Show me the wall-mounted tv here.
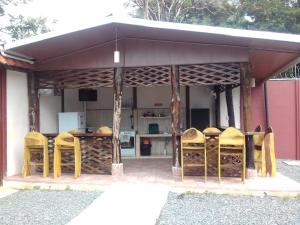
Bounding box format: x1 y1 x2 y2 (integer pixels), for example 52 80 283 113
79 89 97 101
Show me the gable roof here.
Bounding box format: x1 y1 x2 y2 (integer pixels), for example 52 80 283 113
3 16 300 81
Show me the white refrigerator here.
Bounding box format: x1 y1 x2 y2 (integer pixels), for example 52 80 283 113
58 112 86 133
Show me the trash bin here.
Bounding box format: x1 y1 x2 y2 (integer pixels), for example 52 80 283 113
141 138 151 156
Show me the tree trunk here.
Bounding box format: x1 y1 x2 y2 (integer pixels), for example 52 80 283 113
240 62 255 169
215 86 220 128
28 73 40 131
225 86 235 127
170 65 181 167
112 67 123 164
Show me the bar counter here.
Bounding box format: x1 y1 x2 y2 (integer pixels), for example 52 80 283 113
42 133 113 175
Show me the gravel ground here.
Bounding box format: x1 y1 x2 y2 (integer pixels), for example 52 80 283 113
277 159 300 183
0 190 101 225
157 192 300 225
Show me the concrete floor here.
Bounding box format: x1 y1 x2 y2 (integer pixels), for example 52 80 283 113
3 158 300 196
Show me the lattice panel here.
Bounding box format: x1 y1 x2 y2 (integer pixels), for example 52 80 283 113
33 135 112 175
180 63 240 86
124 66 171 87
37 68 114 89
36 63 241 89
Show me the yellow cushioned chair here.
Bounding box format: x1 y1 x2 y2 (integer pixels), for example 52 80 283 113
181 128 206 181
218 127 246 182
96 126 113 135
54 132 81 178
22 131 49 177
203 127 222 135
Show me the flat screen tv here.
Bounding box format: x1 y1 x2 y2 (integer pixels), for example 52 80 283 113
79 89 97 101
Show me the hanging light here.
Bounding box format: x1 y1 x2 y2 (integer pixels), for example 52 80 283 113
114 27 120 64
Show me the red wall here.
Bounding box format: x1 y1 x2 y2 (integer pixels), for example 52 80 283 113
252 80 300 160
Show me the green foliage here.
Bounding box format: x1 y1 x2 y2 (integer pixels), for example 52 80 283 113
128 0 300 34
5 15 50 40
0 0 51 42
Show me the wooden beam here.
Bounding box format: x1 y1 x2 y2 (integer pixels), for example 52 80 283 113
170 65 181 167
0 67 7 185
112 67 123 164
28 73 40 131
240 62 255 169
185 86 190 129
225 85 235 127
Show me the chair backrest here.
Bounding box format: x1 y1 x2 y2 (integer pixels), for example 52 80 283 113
55 132 75 147
219 127 244 146
203 127 221 135
25 131 46 146
96 126 112 135
181 128 205 144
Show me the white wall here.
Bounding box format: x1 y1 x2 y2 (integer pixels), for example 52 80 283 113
6 70 29 176
189 86 216 126
40 93 61 133
64 87 133 129
220 87 240 128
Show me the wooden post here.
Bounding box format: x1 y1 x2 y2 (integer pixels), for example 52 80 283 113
240 62 255 170
185 86 190 129
112 67 123 165
28 73 40 131
225 85 235 127
214 86 220 128
170 65 181 168
61 89 65 112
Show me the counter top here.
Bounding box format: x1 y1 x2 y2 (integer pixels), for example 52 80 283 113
137 133 172 137
43 133 112 138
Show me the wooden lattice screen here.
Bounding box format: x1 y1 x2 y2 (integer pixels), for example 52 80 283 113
37 68 114 89
36 63 241 89
124 66 170 87
180 63 240 86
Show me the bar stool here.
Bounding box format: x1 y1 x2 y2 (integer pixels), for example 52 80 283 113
203 127 221 177
218 127 246 182
181 128 206 181
54 132 81 178
22 131 49 177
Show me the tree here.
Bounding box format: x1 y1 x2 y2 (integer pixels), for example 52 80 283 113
5 15 50 40
0 0 27 16
127 0 300 34
127 0 234 23
0 0 51 43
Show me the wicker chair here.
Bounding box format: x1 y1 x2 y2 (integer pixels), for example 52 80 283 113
54 132 81 178
203 127 222 135
181 128 206 181
218 127 246 182
22 131 49 177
